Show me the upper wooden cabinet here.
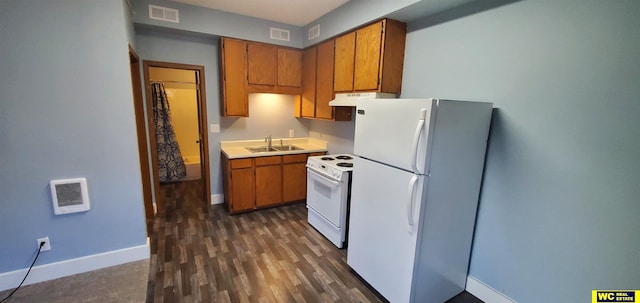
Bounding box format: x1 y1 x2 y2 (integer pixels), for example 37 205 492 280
334 32 356 92
247 42 277 86
220 37 248 117
299 39 351 121
277 48 302 87
221 38 303 117
334 19 407 94
247 41 302 94
300 47 317 118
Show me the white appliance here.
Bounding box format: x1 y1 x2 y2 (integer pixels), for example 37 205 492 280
306 154 354 248
347 98 493 303
328 92 396 107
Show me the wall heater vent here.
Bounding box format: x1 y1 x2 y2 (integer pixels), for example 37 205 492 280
149 5 179 23
270 27 290 41
308 24 320 40
50 178 91 215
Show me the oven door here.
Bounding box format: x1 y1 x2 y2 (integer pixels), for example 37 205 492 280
306 167 348 227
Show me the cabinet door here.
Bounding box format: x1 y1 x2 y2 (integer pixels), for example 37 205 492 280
283 162 307 202
247 42 277 86
316 39 336 120
333 32 356 92
277 48 302 87
255 164 283 207
230 168 255 212
354 20 383 91
379 19 406 94
301 47 316 118
221 37 248 117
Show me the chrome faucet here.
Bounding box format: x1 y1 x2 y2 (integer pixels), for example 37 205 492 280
265 135 272 149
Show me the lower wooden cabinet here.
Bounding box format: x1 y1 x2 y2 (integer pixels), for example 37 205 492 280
255 156 283 208
222 152 325 214
222 157 254 213
283 154 309 202
229 168 254 212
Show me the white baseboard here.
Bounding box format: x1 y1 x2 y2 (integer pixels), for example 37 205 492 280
0 240 150 292
211 194 223 205
466 275 517 303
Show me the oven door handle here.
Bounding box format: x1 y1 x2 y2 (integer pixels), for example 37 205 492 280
307 167 342 187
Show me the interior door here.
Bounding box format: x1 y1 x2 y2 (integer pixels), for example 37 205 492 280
347 156 424 303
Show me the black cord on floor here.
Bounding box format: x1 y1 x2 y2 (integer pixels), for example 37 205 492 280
0 242 45 303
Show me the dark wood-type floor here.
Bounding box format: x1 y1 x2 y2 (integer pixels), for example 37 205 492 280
149 179 483 303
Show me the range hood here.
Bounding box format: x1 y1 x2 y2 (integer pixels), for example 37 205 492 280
328 92 397 107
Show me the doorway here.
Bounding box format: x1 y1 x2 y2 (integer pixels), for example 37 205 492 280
143 61 211 213
128 46 154 233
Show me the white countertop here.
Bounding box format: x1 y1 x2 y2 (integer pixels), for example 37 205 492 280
221 137 328 159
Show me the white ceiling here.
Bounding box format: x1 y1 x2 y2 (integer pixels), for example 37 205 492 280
171 0 351 26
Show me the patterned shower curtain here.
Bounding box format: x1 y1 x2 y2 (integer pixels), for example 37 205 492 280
152 83 187 183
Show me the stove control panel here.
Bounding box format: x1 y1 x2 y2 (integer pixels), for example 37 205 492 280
306 154 354 182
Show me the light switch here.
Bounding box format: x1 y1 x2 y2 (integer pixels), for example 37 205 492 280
210 124 220 133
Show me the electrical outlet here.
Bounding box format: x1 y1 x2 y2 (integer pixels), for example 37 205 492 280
37 237 51 251
289 129 295 138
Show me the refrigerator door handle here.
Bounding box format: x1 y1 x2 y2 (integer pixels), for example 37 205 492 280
406 174 419 233
411 109 426 174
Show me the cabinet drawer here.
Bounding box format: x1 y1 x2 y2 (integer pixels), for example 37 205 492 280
230 158 253 169
255 156 282 166
283 154 308 164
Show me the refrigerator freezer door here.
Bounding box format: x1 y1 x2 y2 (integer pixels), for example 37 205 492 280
347 157 424 303
354 98 436 173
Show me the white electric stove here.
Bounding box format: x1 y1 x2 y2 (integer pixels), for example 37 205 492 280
305 154 354 248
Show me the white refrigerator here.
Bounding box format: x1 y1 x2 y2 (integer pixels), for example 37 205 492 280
347 98 493 303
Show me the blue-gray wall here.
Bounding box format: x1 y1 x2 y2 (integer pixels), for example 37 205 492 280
134 30 312 198
0 0 147 272
401 1 640 302
134 29 223 196
301 0 419 47
124 0 137 47
132 0 302 47
309 119 356 155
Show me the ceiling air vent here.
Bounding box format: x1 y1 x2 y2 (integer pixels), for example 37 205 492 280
308 24 320 40
149 5 179 23
270 27 290 42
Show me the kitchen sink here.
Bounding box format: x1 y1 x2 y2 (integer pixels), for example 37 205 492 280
246 146 278 153
273 145 304 151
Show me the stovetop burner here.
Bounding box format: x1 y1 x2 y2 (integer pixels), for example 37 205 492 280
307 154 355 173
335 155 353 160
